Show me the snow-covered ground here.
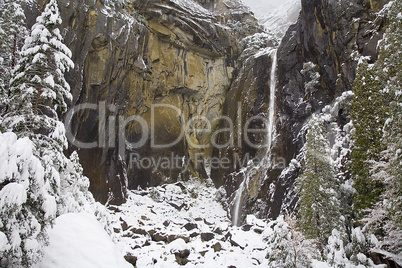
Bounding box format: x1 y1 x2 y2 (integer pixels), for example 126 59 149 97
34 179 277 268
36 213 131 268
25 178 392 268
108 179 273 267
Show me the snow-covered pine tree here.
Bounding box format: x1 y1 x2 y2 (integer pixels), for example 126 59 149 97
296 115 344 251
362 0 402 254
2 0 75 210
0 0 28 116
326 229 350 267
3 0 74 136
0 131 51 266
351 56 389 217
377 0 402 232
349 2 398 216
0 0 99 266
265 215 319 267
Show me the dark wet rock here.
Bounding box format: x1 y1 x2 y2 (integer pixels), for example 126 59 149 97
172 245 190 266
241 224 253 232
203 219 214 225
199 250 209 257
174 182 188 193
369 249 402 267
174 249 190 259
190 232 199 238
167 201 186 211
108 205 122 213
120 217 129 231
224 232 232 241
213 242 222 252
148 230 168 243
129 228 149 237
143 240 151 247
230 237 246 249
141 216 150 221
213 227 223 235
168 235 190 244
124 253 137 266
252 227 264 234
201 232 215 242
183 222 198 231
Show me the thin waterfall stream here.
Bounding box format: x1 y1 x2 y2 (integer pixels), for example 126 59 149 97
231 50 278 226
232 176 246 226
267 50 277 156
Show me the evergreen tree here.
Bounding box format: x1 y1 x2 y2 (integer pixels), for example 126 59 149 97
362 0 402 254
0 132 51 266
0 0 28 115
296 115 344 250
0 1 97 266
265 215 319 267
349 2 399 214
378 0 402 230
3 0 74 137
351 57 389 215
2 0 75 203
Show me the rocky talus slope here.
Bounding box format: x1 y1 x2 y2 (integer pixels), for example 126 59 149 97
109 180 281 267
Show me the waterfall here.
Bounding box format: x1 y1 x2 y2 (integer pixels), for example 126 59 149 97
231 50 278 227
266 50 277 156
232 174 246 226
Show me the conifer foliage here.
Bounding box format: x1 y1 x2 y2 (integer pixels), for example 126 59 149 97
0 1 96 266
296 115 344 249
0 0 28 114
3 0 74 137
360 0 402 253
350 59 388 215
293 1 402 262
266 215 318 267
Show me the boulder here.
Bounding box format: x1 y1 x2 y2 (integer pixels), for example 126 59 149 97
124 253 137 267
183 222 198 231
201 232 215 242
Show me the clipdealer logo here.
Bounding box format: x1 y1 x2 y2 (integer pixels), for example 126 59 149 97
64 102 286 170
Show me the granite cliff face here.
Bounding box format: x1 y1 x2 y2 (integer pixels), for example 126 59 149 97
268 0 389 218
24 0 388 214
213 0 390 222
22 0 261 205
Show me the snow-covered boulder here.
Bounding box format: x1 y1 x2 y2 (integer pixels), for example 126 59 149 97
37 213 130 268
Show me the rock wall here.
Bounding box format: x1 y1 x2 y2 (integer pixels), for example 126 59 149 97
21 0 261 205
23 0 389 217
268 0 389 218
216 0 389 221
208 0 390 223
